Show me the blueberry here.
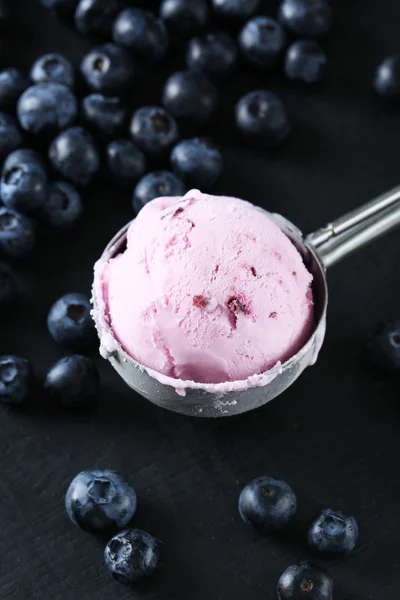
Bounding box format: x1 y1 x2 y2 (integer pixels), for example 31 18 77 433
113 8 168 63
0 263 16 307
163 70 218 124
75 0 125 37
3 148 44 165
106 140 146 189
66 469 137 531
277 562 334 600
374 56 400 99
80 43 135 95
239 17 286 69
40 0 79 21
45 355 99 408
1 149 47 213
285 40 327 83
39 181 82 230
278 0 333 37
367 320 400 372
308 509 358 556
171 137 222 188
0 355 33 404
211 0 260 19
82 94 127 139
0 113 22 162
30 53 75 88
133 170 186 214
238 476 296 532
17 83 78 136
49 126 100 186
104 529 159 584
186 32 237 80
236 90 290 147
0 69 30 112
0 207 36 259
160 0 208 38
47 292 96 351
130 106 179 159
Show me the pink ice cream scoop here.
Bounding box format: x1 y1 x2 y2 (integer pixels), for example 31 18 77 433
95 190 314 385
93 184 400 417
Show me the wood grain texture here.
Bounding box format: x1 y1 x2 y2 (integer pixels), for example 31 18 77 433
0 1 399 598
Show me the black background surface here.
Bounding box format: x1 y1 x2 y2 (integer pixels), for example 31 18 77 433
1 1 400 599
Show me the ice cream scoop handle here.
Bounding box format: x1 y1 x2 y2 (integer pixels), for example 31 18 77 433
305 185 400 268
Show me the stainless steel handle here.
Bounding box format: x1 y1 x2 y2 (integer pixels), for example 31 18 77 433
306 185 400 268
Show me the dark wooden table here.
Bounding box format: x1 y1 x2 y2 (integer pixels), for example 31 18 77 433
1 1 399 598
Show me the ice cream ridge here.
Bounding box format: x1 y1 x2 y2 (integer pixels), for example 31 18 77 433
94 190 315 388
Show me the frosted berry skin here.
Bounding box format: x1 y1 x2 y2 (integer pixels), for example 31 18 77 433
1 149 47 214
186 32 237 80
160 0 209 39
65 470 137 532
80 43 135 95
132 170 186 213
75 0 125 37
0 207 36 259
239 17 286 69
284 40 327 83
308 509 359 555
49 127 100 186
235 90 291 147
0 68 30 112
39 181 82 231
163 70 218 124
239 476 297 532
0 113 22 162
130 106 179 159
113 8 168 63
170 137 222 188
47 292 97 352
104 528 159 585
374 56 400 99
45 355 99 408
30 53 75 87
0 355 33 405
212 0 260 19
277 562 334 600
82 94 127 139
17 82 78 136
106 140 146 189
278 0 333 38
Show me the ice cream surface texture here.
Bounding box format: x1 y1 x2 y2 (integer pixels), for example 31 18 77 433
95 190 314 385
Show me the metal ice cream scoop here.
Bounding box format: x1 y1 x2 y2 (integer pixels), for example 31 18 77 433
92 185 400 418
